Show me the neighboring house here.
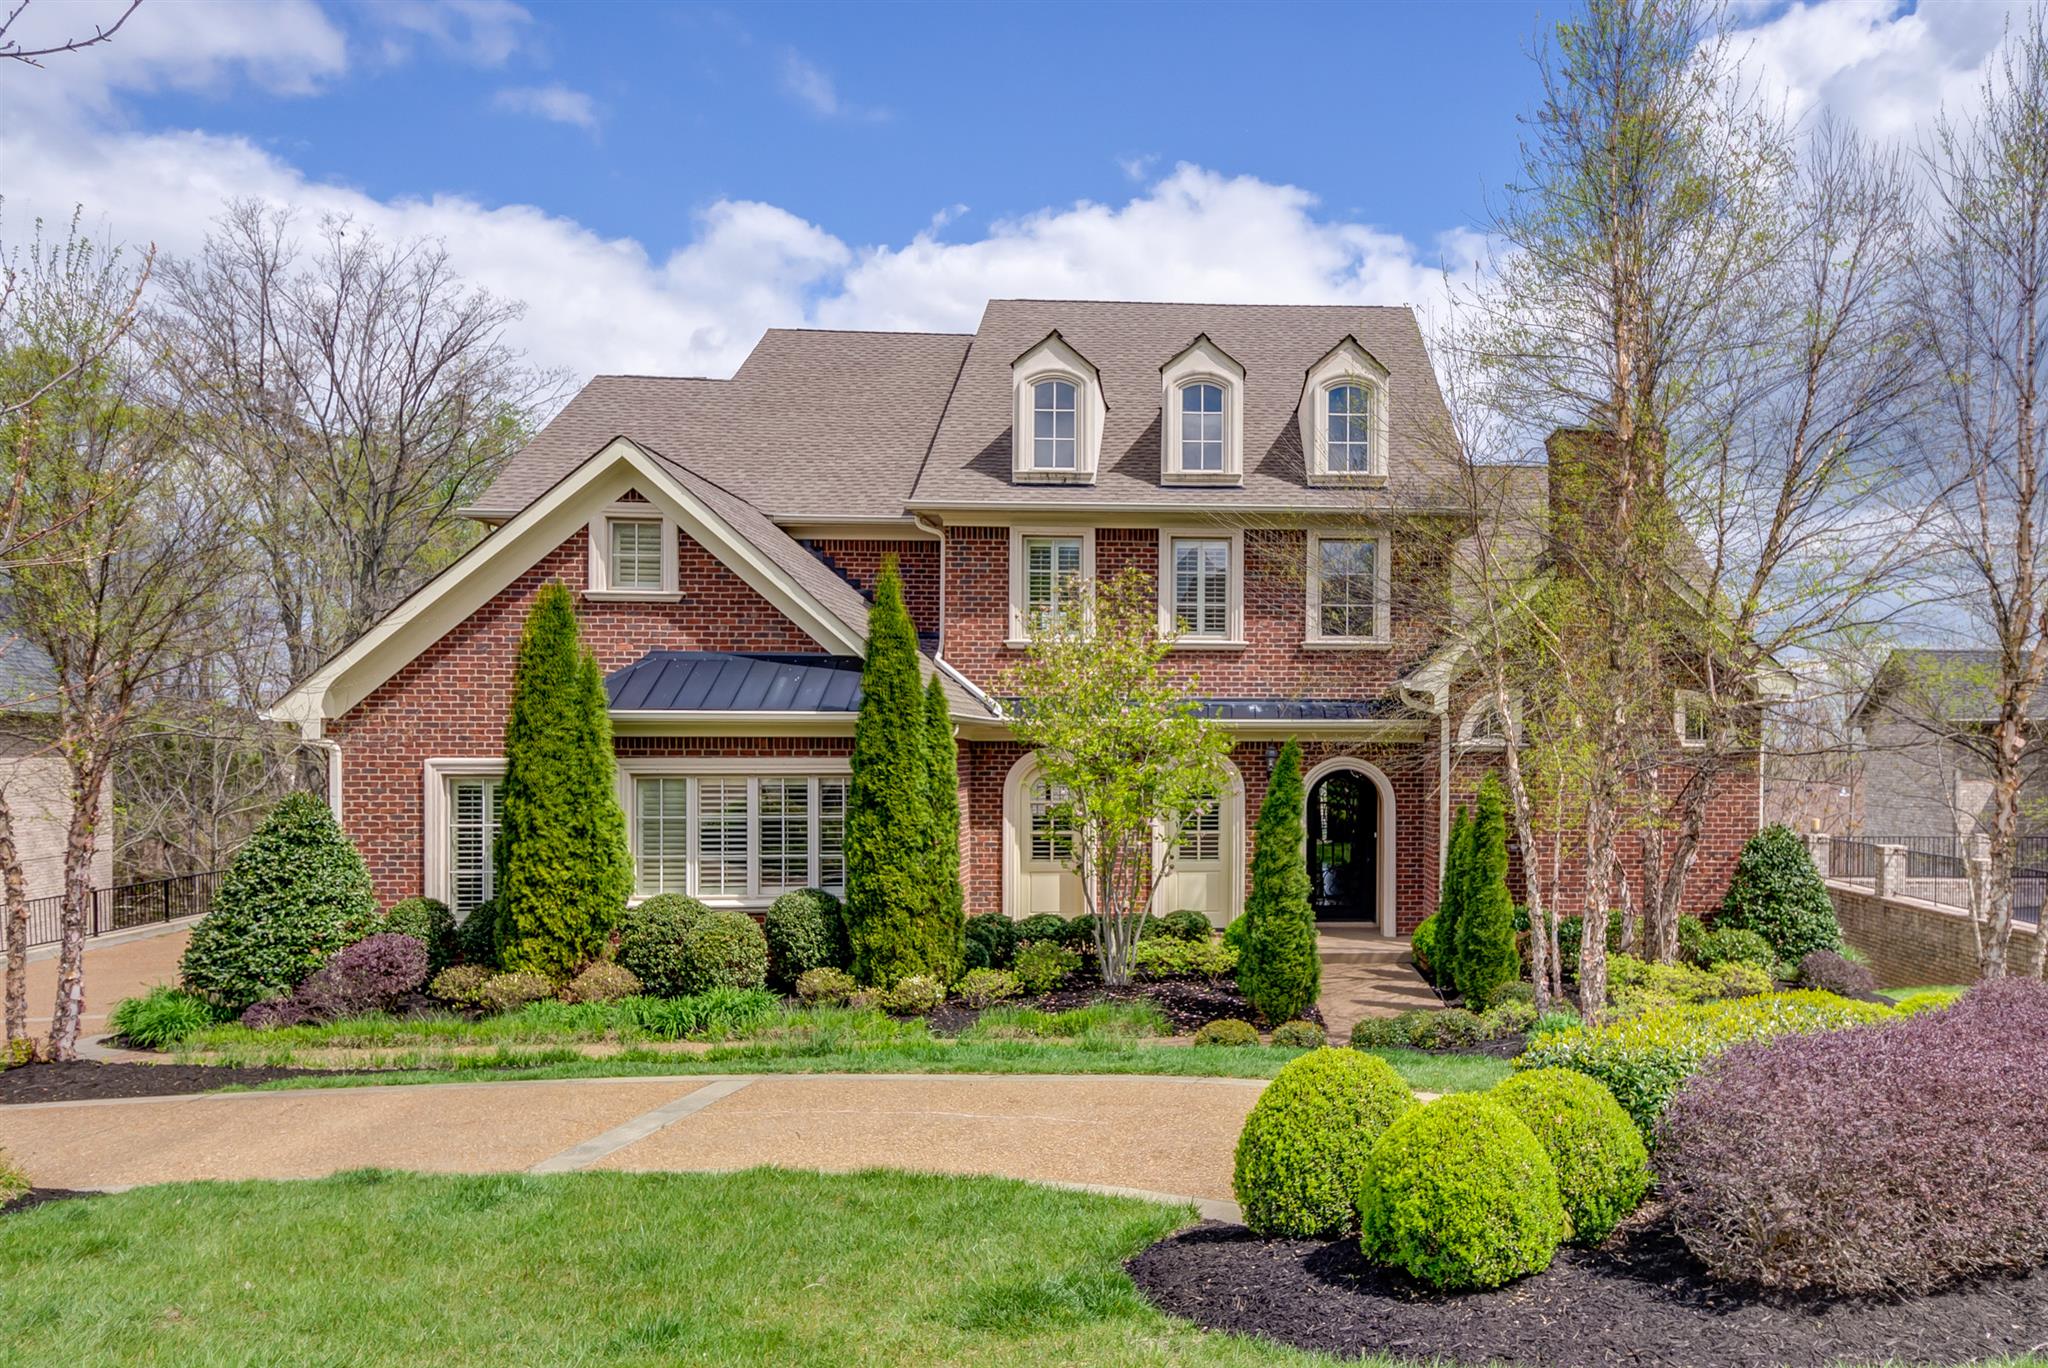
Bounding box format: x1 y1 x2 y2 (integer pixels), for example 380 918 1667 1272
0 638 114 905
1851 648 2047 838
272 301 1760 937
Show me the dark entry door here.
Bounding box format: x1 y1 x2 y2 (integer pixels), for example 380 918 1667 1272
1307 770 1378 923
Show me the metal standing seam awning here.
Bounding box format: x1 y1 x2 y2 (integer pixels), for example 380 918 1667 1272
605 651 864 713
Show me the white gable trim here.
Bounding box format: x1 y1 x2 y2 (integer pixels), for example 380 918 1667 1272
270 437 864 731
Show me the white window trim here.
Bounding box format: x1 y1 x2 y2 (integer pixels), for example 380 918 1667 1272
614 757 853 908
1155 528 1245 648
1457 695 1522 750
586 502 682 600
422 757 507 917
1159 335 1245 486
1675 689 1711 749
1299 339 1392 487
1007 525 1096 647
1305 530 1392 649
1011 332 1104 485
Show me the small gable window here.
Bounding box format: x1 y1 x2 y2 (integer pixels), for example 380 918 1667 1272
1032 379 1078 471
1326 384 1372 473
609 519 665 590
1180 383 1225 471
1676 690 1711 748
587 500 678 598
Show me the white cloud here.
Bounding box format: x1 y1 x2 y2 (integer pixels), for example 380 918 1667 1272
1731 0 2019 144
372 0 532 67
491 83 598 131
778 50 886 122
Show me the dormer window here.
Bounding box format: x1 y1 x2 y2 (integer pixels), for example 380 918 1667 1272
1300 337 1390 485
1012 331 1104 484
1458 696 1522 749
586 499 680 599
1160 334 1244 485
1032 379 1078 470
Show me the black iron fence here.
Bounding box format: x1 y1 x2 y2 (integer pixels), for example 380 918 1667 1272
22 869 223 950
1825 833 2046 928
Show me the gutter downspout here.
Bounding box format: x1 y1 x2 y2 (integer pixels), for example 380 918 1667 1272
913 511 1004 720
305 726 343 819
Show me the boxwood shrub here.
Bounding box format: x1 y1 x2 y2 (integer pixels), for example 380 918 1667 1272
1515 990 1896 1138
1192 1018 1260 1048
1013 939 1079 993
178 792 382 1012
562 961 641 1004
382 897 457 975
1233 1047 1416 1236
1012 913 1065 945
1147 909 1214 943
1797 948 1877 999
964 912 1020 971
795 966 858 1006
1657 978 2048 1294
1488 1068 1650 1244
1691 926 1775 971
1270 1019 1327 1049
677 909 769 994
763 888 847 986
614 894 713 997
1717 823 1841 962
1358 1094 1569 1290
455 898 502 968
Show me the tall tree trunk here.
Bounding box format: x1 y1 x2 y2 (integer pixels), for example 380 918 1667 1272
0 792 28 1050
47 764 107 1061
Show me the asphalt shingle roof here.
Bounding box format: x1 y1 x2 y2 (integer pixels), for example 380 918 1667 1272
0 637 56 713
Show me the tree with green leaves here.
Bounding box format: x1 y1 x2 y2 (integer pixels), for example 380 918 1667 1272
846 558 933 985
1454 773 1520 1006
492 583 630 981
921 673 965 982
1004 567 1233 986
1238 738 1319 1023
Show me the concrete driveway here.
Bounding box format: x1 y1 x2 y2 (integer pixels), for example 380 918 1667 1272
2 1072 1264 1219
22 922 193 1033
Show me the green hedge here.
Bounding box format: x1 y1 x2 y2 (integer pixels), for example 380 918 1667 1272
1233 1048 1416 1237
1487 1068 1649 1244
614 894 712 997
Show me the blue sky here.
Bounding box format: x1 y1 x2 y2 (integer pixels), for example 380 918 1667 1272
2 0 2026 379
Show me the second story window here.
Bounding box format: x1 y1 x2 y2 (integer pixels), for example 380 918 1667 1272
1032 380 1077 470
1024 534 1082 626
1326 385 1371 473
609 519 665 591
1308 533 1390 645
1180 383 1224 471
1171 537 1229 638
1676 690 1711 747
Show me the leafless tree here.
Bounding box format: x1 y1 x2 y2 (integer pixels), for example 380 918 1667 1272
0 0 141 69
1913 9 2048 979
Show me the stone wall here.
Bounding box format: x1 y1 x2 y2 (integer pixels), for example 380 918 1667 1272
1826 879 2036 988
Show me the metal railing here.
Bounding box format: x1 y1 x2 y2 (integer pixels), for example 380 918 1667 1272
1825 833 2044 928
21 869 223 950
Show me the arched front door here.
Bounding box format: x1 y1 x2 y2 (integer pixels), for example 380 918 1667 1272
1306 768 1380 925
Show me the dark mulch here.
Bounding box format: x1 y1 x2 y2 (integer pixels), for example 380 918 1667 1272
0 1060 361 1105
926 977 1292 1037
1 1187 97 1216
1127 1210 2048 1368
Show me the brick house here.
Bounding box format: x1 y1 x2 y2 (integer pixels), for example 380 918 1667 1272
272 301 1760 937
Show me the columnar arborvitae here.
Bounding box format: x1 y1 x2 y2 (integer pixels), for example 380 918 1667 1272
1453 772 1520 1006
1238 738 1320 1024
494 582 632 981
1435 806 1472 991
921 672 966 982
846 559 933 985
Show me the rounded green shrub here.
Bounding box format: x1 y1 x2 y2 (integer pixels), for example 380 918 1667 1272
1233 1047 1417 1237
1013 939 1079 993
1718 824 1841 962
676 910 769 995
178 792 382 1012
1192 1018 1260 1048
1487 1068 1650 1244
614 894 712 997
964 912 1019 971
456 898 502 968
879 973 945 1015
796 966 858 1006
1270 1019 1327 1049
1057 913 1098 951
477 971 553 1014
764 888 847 986
1676 914 1710 964
1348 1016 1407 1049
1479 999 1538 1040
1893 987 1963 1015
1013 913 1065 945
383 897 458 976
429 964 492 1009
957 967 1019 1009
1413 1007 1485 1048
1486 980 1536 1010
1693 926 1775 971
562 961 641 1004
1409 913 1443 984
108 986 221 1050
1152 910 1214 942
1359 1095 1570 1290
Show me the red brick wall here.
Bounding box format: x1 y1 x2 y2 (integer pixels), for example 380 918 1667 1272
941 526 1447 700
799 538 941 639
332 526 835 904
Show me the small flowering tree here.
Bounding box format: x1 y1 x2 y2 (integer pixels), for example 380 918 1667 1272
1004 568 1233 985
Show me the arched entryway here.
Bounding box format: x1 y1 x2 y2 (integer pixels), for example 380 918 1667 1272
1301 758 1396 936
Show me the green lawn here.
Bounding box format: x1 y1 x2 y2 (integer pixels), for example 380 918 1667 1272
228 1039 1511 1096
0 1169 1347 1367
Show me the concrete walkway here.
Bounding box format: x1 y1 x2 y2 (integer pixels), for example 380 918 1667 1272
1 1072 1264 1220
1315 927 1438 1042
22 921 194 1033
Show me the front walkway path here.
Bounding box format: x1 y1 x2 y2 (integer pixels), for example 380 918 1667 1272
1 1072 1264 1220
23 921 194 1034
1315 927 1438 1042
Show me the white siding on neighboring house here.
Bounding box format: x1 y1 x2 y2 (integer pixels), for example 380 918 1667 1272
0 733 115 904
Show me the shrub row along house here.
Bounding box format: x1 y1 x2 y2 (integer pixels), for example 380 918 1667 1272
271 301 1762 935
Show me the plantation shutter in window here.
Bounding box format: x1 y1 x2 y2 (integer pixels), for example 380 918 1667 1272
758 778 812 893
1178 798 1222 865
635 777 689 896
696 778 750 897
1024 536 1081 625
1172 538 1229 637
448 777 502 917
609 519 665 590
817 778 847 890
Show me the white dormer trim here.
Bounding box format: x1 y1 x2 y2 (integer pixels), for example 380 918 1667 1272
1457 694 1523 750
1012 331 1105 485
586 499 683 601
1299 337 1391 487
1159 334 1245 487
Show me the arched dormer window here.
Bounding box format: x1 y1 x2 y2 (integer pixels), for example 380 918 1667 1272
1159 333 1245 485
1299 337 1390 485
1458 696 1521 750
1012 331 1104 484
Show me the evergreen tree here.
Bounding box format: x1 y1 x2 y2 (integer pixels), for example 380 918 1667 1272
1453 773 1521 1006
1434 806 1472 993
494 582 631 980
846 558 933 985
921 673 966 981
1238 738 1320 1023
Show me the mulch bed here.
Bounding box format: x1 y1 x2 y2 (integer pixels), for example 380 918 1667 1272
1127 1210 2048 1367
0 1060 362 1105
926 977 1296 1037
1 1188 97 1216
